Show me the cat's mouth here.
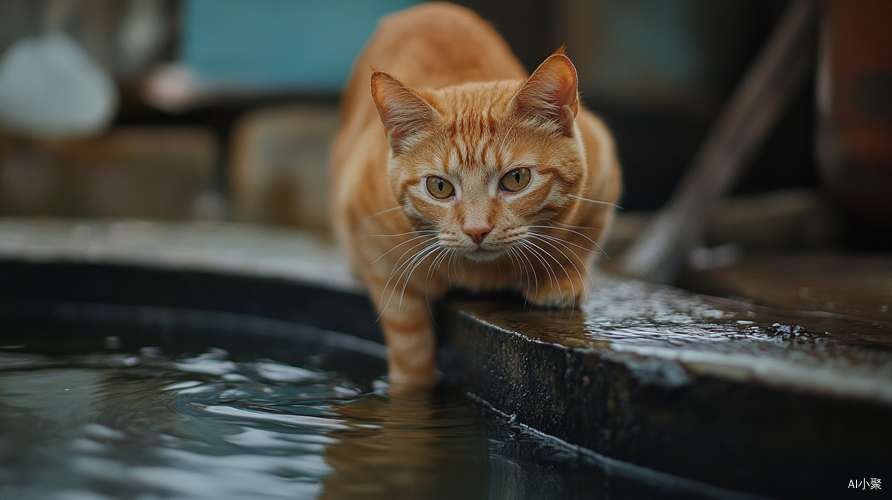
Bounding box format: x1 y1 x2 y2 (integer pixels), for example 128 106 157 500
466 246 503 262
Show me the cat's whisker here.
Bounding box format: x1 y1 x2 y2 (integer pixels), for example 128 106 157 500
524 239 576 312
449 251 462 289
552 221 604 231
365 229 438 238
529 231 600 296
529 234 582 281
519 240 557 305
427 246 449 285
514 244 539 305
508 244 531 289
529 242 560 308
568 194 623 210
361 206 403 222
530 224 601 248
528 234 592 315
506 247 530 307
427 247 455 281
424 247 450 318
533 233 595 290
379 238 437 289
533 224 610 260
397 243 443 314
378 240 440 314
374 234 440 299
529 227 600 255
548 221 608 249
445 252 455 291
508 245 528 297
379 246 435 320
426 246 453 298
372 233 437 265
390 241 438 293
504 245 519 277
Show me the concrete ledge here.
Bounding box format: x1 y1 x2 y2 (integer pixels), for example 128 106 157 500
440 277 892 500
0 217 357 290
0 217 381 355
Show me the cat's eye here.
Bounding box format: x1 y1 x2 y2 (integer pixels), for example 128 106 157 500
500 168 531 192
426 176 455 199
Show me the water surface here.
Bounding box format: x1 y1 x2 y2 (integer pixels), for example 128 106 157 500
0 332 746 500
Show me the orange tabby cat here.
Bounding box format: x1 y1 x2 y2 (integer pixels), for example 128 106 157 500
330 2 621 389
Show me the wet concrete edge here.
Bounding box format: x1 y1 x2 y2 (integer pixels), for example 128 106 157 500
437 301 892 500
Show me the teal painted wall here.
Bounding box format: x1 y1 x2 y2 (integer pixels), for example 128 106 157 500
182 0 420 91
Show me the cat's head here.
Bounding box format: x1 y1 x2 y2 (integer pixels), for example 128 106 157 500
371 51 587 262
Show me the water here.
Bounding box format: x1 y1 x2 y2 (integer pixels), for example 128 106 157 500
0 333 733 500
0 343 480 500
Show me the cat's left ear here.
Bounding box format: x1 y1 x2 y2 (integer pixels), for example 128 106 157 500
371 71 438 154
510 49 579 137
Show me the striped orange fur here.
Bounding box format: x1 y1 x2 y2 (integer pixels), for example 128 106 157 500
331 2 622 390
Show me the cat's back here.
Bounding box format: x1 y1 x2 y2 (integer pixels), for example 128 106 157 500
368 2 526 86
332 3 528 183
340 3 526 122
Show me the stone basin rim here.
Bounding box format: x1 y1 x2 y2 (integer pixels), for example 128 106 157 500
455 305 892 407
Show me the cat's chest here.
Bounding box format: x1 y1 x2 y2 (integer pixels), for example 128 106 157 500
437 256 520 293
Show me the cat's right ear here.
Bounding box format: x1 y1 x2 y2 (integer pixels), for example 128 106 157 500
510 51 579 137
371 72 437 154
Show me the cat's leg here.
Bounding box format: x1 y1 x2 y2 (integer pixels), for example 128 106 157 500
380 301 437 390
369 273 438 391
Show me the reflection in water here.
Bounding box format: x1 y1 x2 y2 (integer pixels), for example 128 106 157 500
0 349 350 499
322 393 490 500
0 349 504 499
0 345 740 500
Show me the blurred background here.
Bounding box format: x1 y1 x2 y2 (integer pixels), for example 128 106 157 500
0 0 889 257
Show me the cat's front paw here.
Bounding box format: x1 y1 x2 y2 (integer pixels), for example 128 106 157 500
526 279 587 310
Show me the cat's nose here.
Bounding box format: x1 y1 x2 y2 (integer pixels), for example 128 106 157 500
465 226 491 245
